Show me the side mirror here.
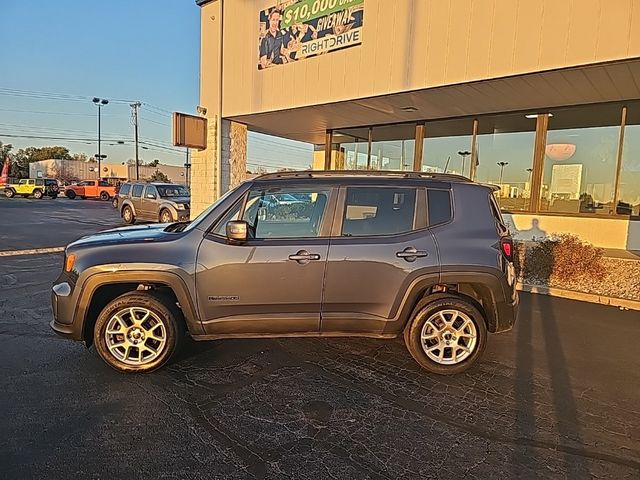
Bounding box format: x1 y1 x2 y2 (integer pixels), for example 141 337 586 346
226 220 248 244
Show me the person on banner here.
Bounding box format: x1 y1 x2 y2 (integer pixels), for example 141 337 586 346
259 9 289 69
287 23 318 61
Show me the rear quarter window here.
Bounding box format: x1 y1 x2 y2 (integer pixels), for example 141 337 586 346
427 189 452 226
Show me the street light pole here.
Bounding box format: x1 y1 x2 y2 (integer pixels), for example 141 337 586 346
458 150 471 176
497 161 509 196
92 97 109 178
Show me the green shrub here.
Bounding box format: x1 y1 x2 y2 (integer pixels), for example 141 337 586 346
523 234 604 283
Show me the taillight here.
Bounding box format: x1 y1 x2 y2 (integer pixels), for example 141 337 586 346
500 239 513 262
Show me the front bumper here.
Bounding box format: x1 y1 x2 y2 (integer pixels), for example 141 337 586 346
50 281 84 342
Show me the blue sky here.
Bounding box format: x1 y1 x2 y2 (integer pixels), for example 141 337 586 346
0 0 312 171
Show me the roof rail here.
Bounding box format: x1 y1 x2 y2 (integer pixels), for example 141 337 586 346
254 170 472 182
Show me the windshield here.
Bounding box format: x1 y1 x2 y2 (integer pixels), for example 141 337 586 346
183 186 239 232
157 185 189 197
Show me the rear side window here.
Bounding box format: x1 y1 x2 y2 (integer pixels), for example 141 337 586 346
99 181 110 187
342 187 416 237
131 184 144 198
427 189 452 226
119 184 131 195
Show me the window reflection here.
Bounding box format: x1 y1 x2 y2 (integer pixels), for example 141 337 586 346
333 128 369 170
370 124 416 171
540 105 621 215
474 114 537 212
421 119 473 176
619 104 640 217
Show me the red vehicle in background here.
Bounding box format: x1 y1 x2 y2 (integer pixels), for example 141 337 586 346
65 180 117 201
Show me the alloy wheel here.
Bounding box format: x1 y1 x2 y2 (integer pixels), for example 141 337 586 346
420 309 477 365
104 307 167 365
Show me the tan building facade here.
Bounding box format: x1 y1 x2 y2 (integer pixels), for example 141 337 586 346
30 159 188 185
194 0 640 249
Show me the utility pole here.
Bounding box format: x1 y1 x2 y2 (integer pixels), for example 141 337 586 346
130 102 141 180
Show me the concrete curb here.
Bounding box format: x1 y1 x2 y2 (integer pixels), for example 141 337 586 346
517 282 640 311
0 247 65 257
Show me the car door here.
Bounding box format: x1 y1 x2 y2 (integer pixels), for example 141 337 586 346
141 185 159 219
321 185 440 335
16 179 29 195
195 182 336 336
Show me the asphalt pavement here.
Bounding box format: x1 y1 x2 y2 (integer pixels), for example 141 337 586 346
0 196 639 479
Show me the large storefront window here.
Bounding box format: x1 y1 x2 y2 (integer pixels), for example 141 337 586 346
540 104 622 215
370 124 416 171
474 114 537 212
333 128 369 170
421 119 474 176
619 103 640 217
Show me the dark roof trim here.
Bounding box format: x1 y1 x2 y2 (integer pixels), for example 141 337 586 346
196 0 215 6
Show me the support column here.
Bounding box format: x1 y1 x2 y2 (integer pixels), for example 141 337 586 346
220 119 247 193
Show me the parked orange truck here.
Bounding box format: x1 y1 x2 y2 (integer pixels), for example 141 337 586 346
65 180 117 201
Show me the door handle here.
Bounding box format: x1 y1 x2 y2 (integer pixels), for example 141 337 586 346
396 247 428 262
288 250 321 263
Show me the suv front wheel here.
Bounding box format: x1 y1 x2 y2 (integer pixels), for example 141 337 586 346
404 294 487 375
94 292 184 373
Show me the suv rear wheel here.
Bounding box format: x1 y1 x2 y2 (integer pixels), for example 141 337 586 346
93 292 184 373
33 189 43 199
122 205 135 224
404 294 487 375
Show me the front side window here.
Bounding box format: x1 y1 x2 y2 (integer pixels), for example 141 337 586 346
242 187 330 239
19 179 27 185
342 187 416 237
131 184 144 198
144 186 158 199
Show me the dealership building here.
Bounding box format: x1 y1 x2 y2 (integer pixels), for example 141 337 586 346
191 0 640 250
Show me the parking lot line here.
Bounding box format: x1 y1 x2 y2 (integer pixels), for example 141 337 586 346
0 247 65 257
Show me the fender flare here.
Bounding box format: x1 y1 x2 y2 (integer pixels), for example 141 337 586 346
75 269 203 342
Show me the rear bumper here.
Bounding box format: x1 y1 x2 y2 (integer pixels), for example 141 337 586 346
494 290 519 333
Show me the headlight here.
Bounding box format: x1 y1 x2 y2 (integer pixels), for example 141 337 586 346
175 204 185 210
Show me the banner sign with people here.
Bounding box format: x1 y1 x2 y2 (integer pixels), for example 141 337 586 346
258 0 364 70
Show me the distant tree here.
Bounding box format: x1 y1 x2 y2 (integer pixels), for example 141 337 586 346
252 166 268 175
71 153 88 162
147 159 160 167
149 169 169 183
0 141 12 159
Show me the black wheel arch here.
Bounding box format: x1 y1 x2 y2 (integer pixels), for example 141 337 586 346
76 270 202 347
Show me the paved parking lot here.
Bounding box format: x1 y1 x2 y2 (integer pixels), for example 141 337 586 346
0 197 639 479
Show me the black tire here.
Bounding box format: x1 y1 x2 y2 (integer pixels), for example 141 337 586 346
159 208 173 223
122 205 135 224
50 194 58 199
100 191 110 201
5 189 15 198
404 294 487 375
112 197 119 209
93 291 185 373
81 195 86 200
33 189 43 199
66 190 76 200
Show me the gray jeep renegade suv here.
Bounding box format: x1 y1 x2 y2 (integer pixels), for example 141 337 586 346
51 171 518 375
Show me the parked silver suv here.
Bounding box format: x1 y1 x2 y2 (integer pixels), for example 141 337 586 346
118 182 190 224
